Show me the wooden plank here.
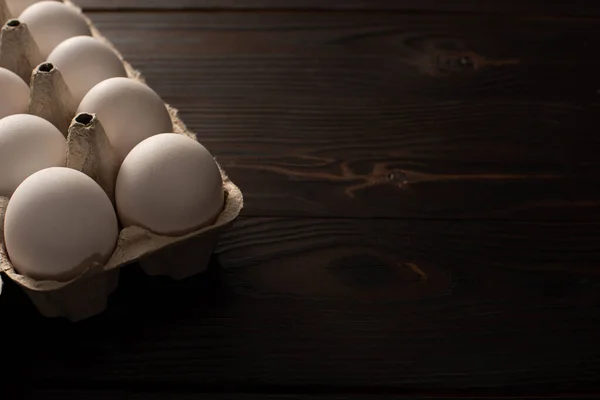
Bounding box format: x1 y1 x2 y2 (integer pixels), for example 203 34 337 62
27 392 600 400
73 0 600 17
80 12 600 220
2 218 600 394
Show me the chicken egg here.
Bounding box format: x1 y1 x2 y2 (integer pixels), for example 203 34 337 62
19 1 91 64
116 133 224 236
48 36 127 109
7 0 58 17
3 167 118 282
77 77 173 161
0 114 66 197
0 67 29 119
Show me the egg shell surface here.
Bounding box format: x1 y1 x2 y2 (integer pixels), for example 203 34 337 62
116 133 224 236
47 35 127 109
3 167 119 282
0 114 66 197
7 0 58 17
19 1 91 64
0 67 29 120
77 77 173 161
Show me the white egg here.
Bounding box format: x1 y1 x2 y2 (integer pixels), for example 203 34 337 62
116 133 224 236
77 77 173 161
47 36 127 108
7 0 58 17
3 167 118 282
0 114 66 197
19 1 91 64
0 67 29 119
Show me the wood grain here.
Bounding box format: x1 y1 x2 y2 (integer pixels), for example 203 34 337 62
2 218 600 396
74 0 600 17
27 393 600 400
82 12 600 219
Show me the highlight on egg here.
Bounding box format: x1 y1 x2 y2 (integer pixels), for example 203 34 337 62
116 133 224 236
0 66 29 119
0 114 66 197
77 77 173 161
19 1 91 64
3 167 119 282
47 35 127 109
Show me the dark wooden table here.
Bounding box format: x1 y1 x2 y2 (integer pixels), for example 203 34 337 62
2 1 600 398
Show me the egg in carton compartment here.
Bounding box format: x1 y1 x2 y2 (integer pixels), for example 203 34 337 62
0 0 244 321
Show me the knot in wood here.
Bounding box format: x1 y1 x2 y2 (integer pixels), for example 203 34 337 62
459 56 474 68
388 170 408 185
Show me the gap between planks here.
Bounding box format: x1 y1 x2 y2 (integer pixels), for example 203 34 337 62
77 8 600 22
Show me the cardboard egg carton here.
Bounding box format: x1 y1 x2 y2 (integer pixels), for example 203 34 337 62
0 0 243 321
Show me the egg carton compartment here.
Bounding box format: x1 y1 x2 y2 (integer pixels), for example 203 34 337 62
0 0 243 321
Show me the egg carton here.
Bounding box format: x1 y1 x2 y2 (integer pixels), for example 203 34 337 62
0 0 243 321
